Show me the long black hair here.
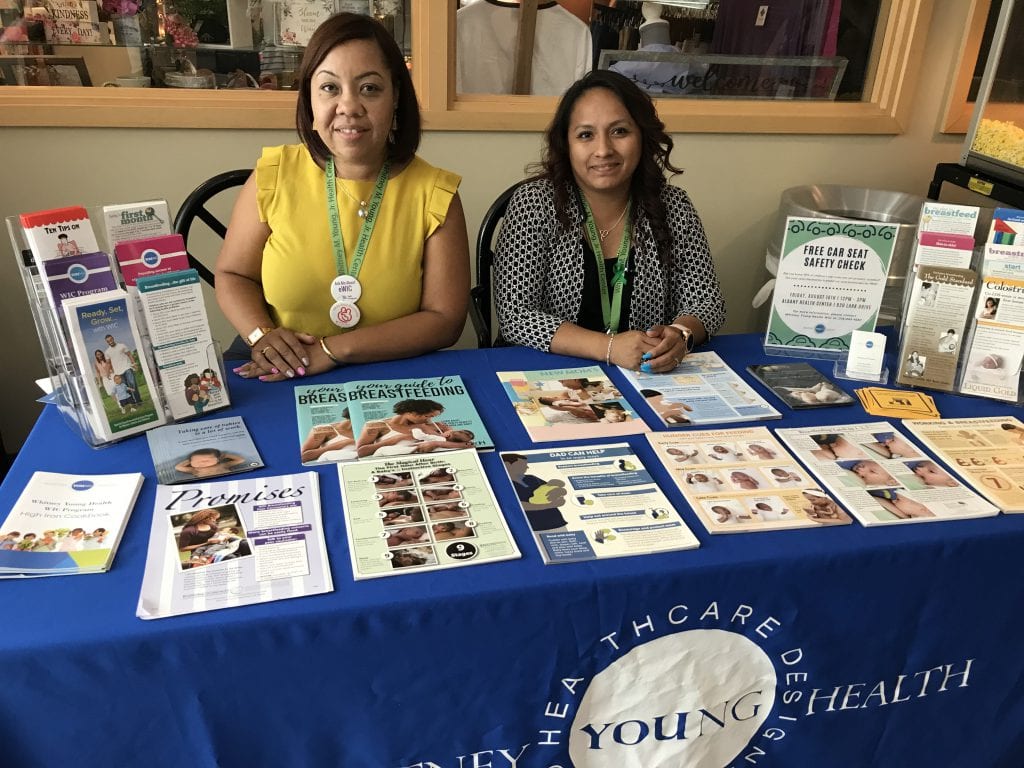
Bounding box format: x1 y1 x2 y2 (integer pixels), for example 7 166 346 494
530 69 682 263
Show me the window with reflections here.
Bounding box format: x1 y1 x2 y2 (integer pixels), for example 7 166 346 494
0 0 410 89
455 0 883 102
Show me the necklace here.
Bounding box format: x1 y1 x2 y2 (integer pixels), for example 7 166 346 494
597 204 629 241
336 178 369 218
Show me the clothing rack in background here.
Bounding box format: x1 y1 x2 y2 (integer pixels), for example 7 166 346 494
593 1 719 29
661 2 719 22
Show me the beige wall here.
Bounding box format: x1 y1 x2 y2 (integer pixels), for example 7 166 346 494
0 0 973 451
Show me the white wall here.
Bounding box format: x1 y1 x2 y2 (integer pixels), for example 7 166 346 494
0 0 972 451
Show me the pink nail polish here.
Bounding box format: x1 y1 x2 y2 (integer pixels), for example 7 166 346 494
271 367 279 375
258 375 267 382
297 367 306 376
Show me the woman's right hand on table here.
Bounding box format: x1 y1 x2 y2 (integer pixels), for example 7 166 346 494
607 330 658 370
233 326 312 380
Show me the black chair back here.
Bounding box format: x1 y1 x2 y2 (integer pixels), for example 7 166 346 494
173 169 251 286
470 181 523 348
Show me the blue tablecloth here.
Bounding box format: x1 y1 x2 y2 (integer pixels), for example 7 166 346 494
2 334 1023 768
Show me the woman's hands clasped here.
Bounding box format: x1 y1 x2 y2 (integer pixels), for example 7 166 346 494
607 325 689 373
233 327 337 382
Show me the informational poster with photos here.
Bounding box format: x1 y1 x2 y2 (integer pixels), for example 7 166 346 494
337 450 520 579
137 472 332 619
498 443 700 563
775 422 999 526
903 416 1024 513
766 216 897 355
647 427 852 534
620 352 780 426
497 366 648 441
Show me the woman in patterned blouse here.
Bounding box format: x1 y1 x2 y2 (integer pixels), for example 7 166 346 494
493 69 726 371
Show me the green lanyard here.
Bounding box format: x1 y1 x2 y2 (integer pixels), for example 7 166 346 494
581 196 631 333
325 156 390 279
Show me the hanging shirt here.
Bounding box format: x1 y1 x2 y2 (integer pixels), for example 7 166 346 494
456 0 592 96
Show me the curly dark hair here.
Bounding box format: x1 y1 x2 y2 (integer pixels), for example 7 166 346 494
295 12 420 169
529 69 683 263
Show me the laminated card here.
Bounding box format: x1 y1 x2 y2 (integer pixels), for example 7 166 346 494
498 443 699 563
775 422 999 526
902 416 1024 513
647 427 852 533
338 449 520 578
620 352 780 426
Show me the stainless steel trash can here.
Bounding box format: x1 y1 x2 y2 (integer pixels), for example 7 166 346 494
761 185 926 323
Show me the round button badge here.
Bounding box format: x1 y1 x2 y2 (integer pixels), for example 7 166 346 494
330 300 361 329
330 274 362 303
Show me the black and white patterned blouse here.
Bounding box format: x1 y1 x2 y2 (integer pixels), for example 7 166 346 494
494 178 727 351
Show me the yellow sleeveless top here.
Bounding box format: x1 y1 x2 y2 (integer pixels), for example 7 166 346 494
256 145 461 338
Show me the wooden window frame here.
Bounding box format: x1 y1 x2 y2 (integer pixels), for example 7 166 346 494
941 0 992 133
0 0 933 133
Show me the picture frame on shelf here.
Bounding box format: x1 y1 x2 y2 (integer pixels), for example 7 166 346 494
0 55 91 86
198 0 252 49
169 0 252 48
275 0 336 47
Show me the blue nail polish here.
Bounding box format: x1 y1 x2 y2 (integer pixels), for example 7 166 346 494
641 352 652 361
641 363 652 373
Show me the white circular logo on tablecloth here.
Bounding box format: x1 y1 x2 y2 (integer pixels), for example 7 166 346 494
568 629 776 768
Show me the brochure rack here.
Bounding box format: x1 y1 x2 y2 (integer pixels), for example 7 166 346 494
6 208 230 448
891 207 1024 407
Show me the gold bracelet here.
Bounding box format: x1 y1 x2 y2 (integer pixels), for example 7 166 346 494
605 333 616 366
319 336 343 367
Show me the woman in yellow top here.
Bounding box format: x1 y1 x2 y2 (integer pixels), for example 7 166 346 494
216 13 470 381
